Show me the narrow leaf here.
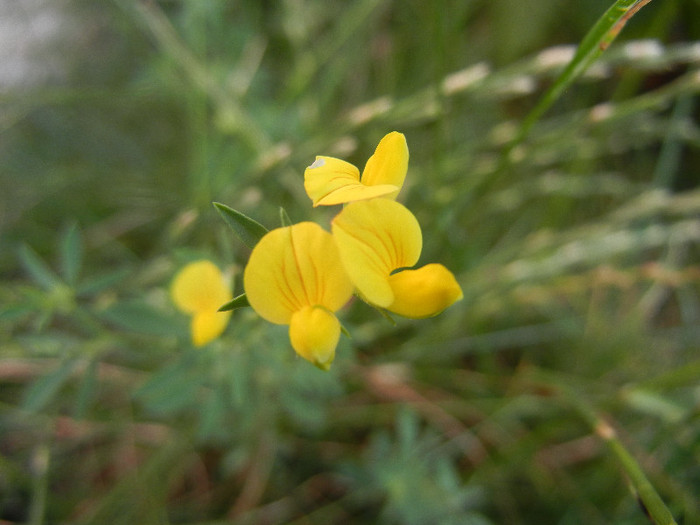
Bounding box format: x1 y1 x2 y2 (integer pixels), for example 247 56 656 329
22 358 80 413
73 359 98 419
213 202 268 249
99 299 186 337
18 244 62 291
76 267 130 297
218 293 250 311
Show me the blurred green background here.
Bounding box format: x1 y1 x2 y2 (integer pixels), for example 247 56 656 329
1 0 699 523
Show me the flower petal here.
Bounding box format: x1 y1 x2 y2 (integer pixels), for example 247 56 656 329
289 306 341 370
244 222 354 324
304 155 397 206
171 260 232 314
332 199 422 307
360 132 409 190
315 182 400 206
304 156 359 205
191 310 232 346
387 263 463 318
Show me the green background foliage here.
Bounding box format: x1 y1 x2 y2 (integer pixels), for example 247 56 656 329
1 0 699 523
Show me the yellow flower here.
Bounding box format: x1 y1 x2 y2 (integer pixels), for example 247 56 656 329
304 131 409 207
171 260 233 346
243 222 354 370
332 198 463 318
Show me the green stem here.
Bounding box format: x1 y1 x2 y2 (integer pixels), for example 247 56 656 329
505 0 655 158
29 442 50 525
559 385 678 525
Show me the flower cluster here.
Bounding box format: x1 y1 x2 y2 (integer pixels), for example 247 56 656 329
171 132 462 367
244 132 463 370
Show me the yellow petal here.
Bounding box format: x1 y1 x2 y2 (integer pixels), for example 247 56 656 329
315 182 400 206
191 310 232 346
304 156 397 206
289 306 341 370
360 132 409 190
332 199 422 307
171 260 232 314
244 222 354 324
386 263 463 318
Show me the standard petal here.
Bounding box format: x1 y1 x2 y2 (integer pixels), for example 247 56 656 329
332 199 422 307
171 260 232 314
304 156 361 206
387 263 463 318
360 132 409 191
244 222 354 324
191 310 232 346
304 134 408 206
289 306 341 370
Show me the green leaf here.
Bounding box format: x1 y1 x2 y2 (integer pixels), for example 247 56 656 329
73 359 98 419
196 391 226 441
134 352 202 416
0 305 33 323
218 293 250 312
18 244 62 291
99 299 186 337
213 202 268 249
60 223 83 286
22 358 80 413
279 207 292 227
76 267 130 296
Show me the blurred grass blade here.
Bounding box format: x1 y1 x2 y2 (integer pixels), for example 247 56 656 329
73 359 98 419
18 244 62 291
508 0 655 154
60 223 83 286
213 202 268 249
118 0 269 151
22 358 80 413
218 293 250 312
285 0 386 100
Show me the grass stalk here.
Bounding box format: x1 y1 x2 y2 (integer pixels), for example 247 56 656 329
506 0 656 157
554 380 678 525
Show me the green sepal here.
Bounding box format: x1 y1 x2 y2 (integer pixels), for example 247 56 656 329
312 359 332 372
213 202 268 249
218 293 250 312
354 290 397 325
279 207 292 227
340 322 352 339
